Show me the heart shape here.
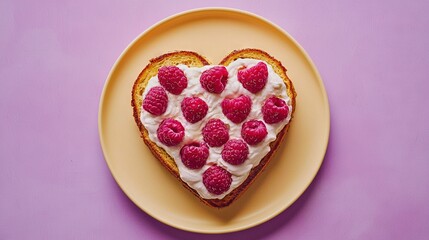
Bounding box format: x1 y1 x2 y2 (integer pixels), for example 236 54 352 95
132 49 296 207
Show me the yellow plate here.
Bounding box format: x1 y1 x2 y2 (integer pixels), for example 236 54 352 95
99 8 330 233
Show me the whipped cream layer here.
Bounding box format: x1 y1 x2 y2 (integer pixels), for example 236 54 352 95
140 59 292 199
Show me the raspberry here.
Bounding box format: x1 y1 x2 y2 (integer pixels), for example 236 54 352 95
221 95 252 124
202 119 229 147
202 165 232 195
158 66 187 95
241 120 268 145
262 96 289 124
180 142 209 169
200 66 228 94
221 139 249 165
238 62 268 93
157 118 184 146
181 97 208 123
142 86 168 116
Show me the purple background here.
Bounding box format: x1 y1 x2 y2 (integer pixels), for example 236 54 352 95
1 0 428 239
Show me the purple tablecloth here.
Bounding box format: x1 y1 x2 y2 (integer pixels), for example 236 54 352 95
1 0 428 239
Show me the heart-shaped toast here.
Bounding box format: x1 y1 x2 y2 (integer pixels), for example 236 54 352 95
131 49 296 208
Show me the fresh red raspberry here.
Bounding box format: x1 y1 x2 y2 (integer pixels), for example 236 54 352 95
181 97 208 123
262 96 289 124
238 62 268 93
200 66 228 94
142 86 168 116
158 66 187 95
202 119 229 147
202 165 232 195
241 120 268 145
221 139 249 165
157 118 184 146
221 95 252 124
180 142 209 169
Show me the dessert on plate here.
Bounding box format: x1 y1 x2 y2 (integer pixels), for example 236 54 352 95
131 49 296 207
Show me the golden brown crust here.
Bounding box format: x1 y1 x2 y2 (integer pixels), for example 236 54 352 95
131 49 296 208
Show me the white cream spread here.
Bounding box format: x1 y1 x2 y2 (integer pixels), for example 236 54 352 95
140 59 292 199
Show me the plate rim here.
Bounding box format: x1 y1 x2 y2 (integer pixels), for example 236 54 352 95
98 7 330 233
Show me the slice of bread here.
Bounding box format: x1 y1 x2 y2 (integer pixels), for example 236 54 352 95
131 49 296 208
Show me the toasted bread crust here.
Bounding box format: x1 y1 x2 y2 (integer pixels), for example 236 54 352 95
131 49 296 208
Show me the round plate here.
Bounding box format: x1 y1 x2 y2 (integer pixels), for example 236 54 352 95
99 8 329 233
